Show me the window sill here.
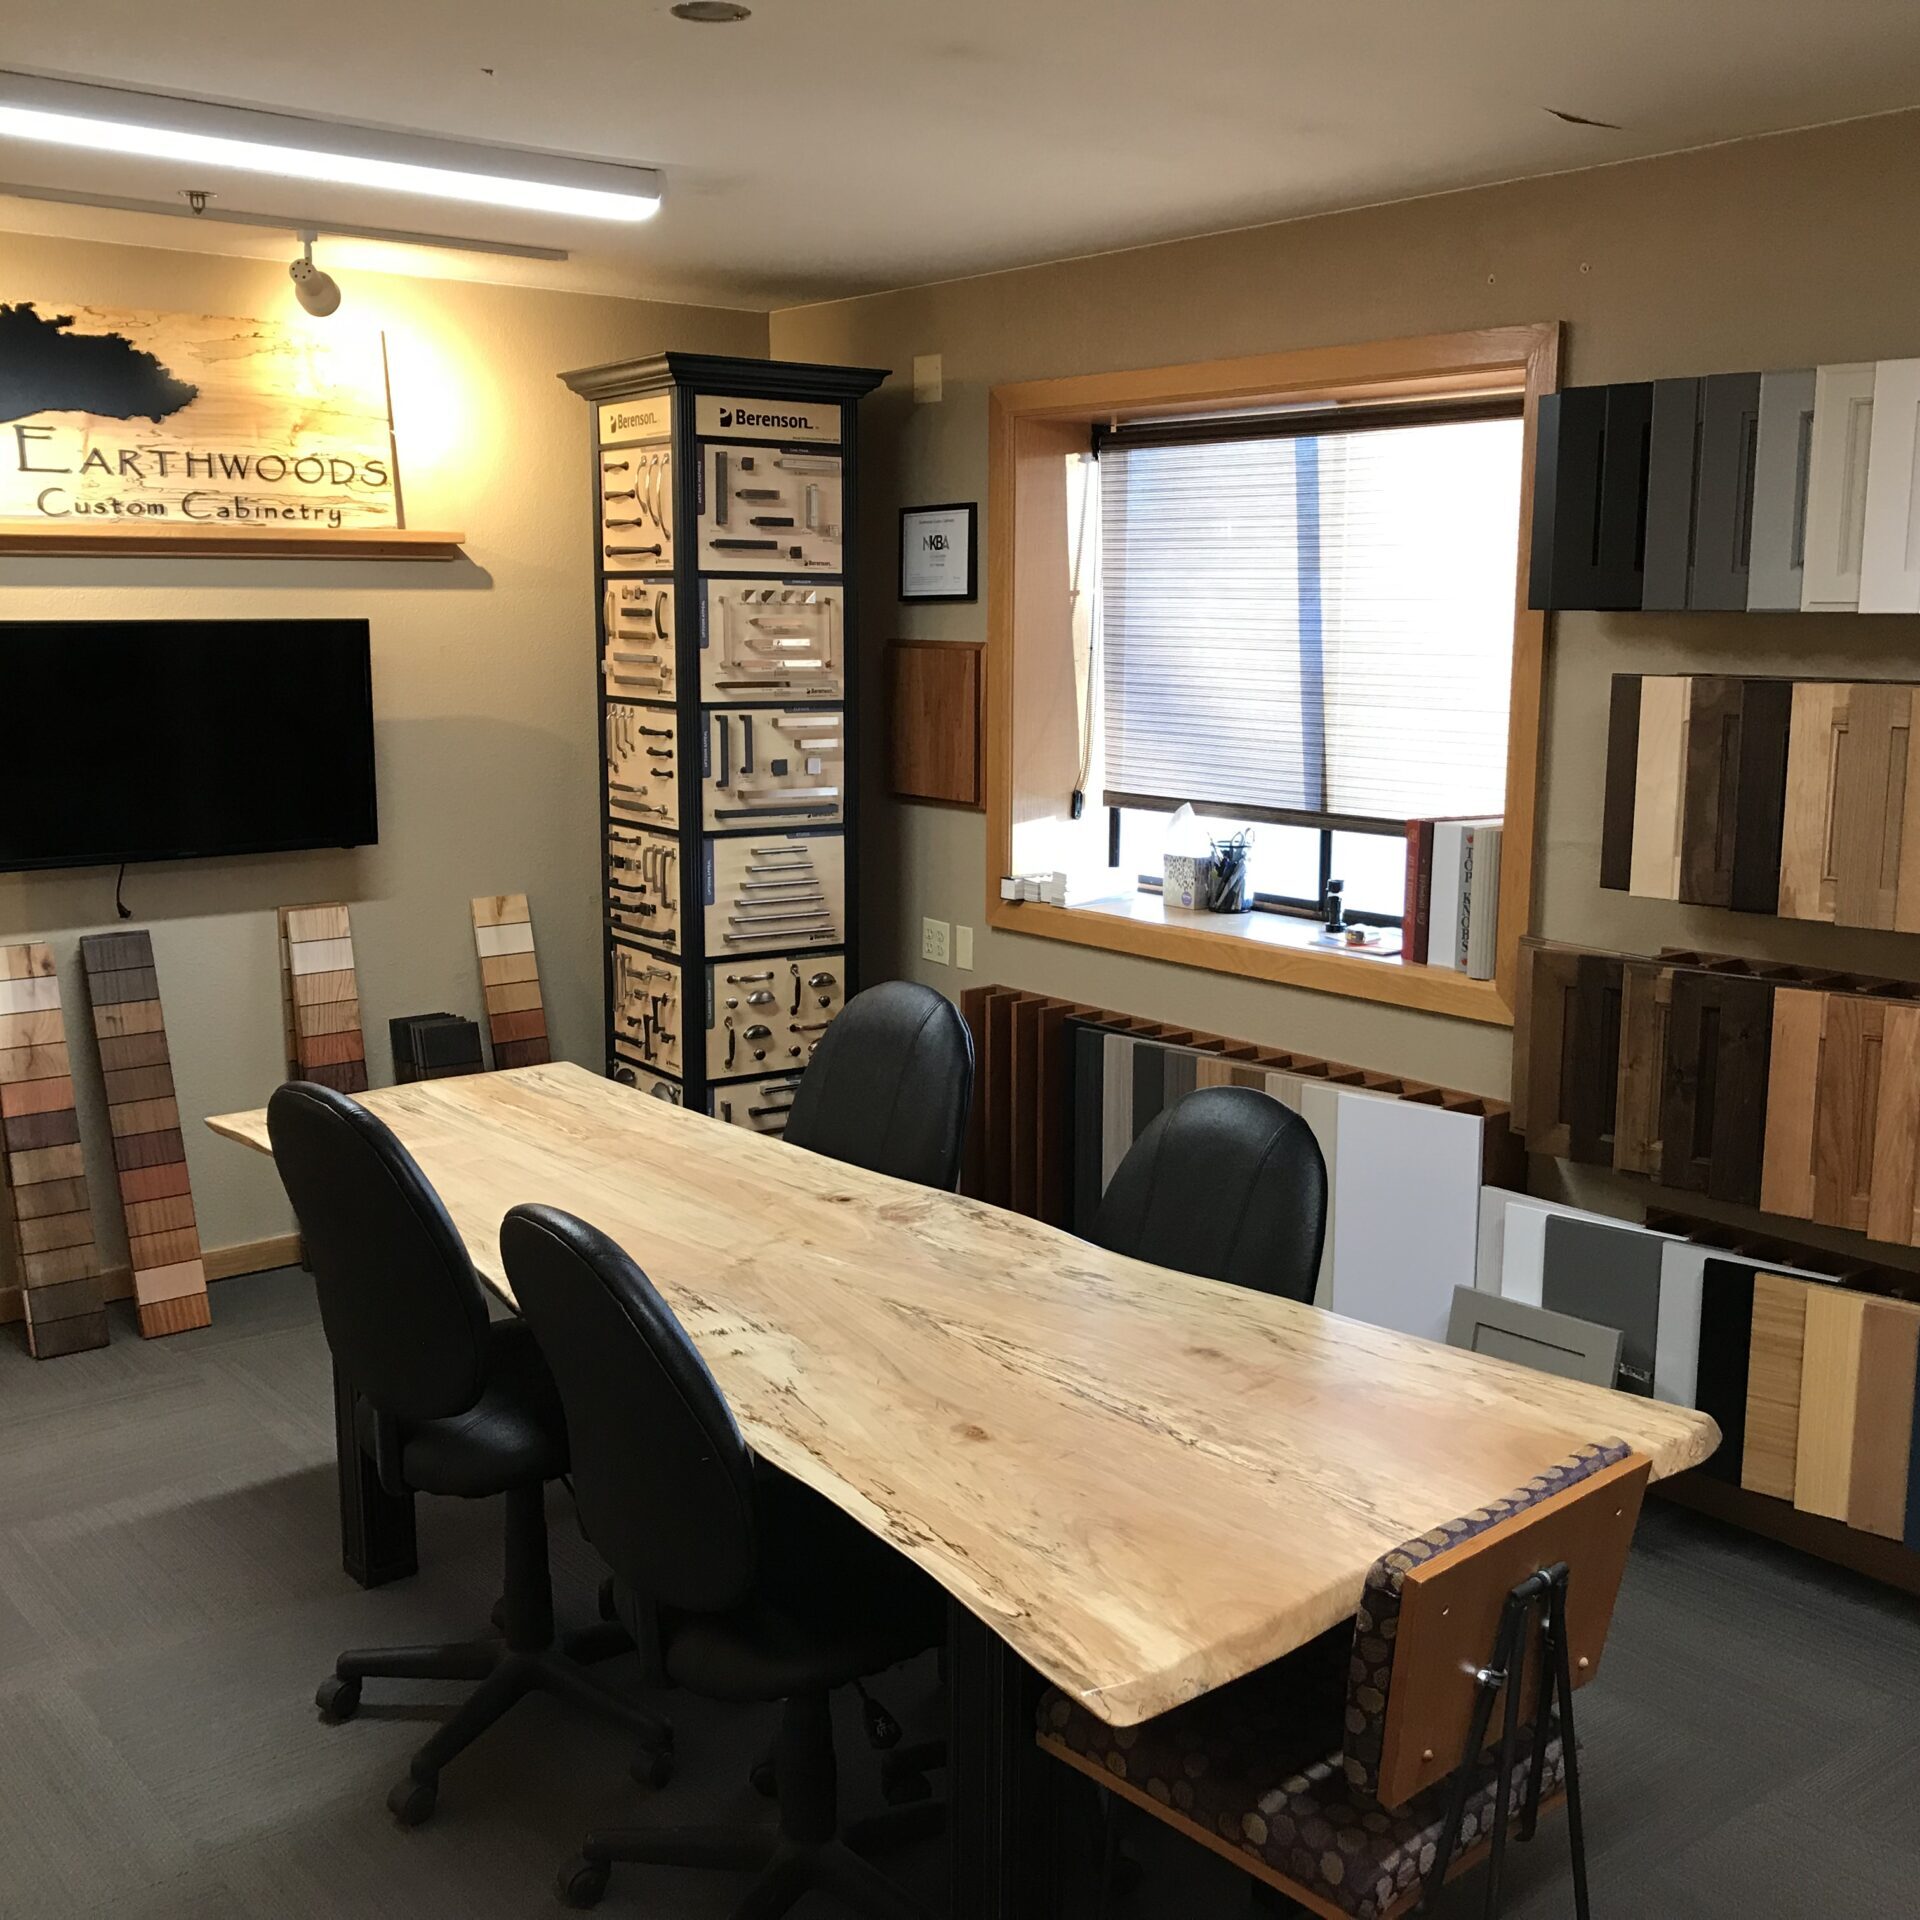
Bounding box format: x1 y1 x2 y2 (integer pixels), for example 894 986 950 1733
986 890 1514 1026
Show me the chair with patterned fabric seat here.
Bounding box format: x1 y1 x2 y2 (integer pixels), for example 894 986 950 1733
1037 1439 1650 1920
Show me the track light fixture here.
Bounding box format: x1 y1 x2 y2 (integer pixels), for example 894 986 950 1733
289 233 342 316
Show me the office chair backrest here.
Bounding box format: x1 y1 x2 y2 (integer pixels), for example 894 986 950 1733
267 1081 490 1421
1090 1085 1328 1301
502 1204 758 1613
783 979 975 1190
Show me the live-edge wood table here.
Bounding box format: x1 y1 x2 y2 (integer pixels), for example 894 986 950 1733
209 1062 1718 1917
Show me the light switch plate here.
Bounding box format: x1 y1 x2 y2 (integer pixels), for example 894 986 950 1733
921 916 951 965
954 925 974 970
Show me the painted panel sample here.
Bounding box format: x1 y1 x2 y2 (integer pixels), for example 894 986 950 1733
1729 678 1794 914
1654 1242 1710 1408
1858 357 1920 613
1777 684 1844 922
1541 1215 1665 1396
1629 676 1690 898
1848 1299 1920 1539
1642 377 1702 611
1694 1260 1758 1485
1528 383 1653 611
1801 362 1876 612
1690 372 1762 610
1794 1286 1867 1520
1742 1272 1808 1502
1747 368 1817 610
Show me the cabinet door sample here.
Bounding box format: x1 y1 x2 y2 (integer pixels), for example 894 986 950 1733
1642 378 1703 611
1612 959 1672 1177
1678 675 1745 906
1599 674 1641 892
1514 940 1620 1163
1528 383 1652 611
1628 676 1691 898
1868 1003 1920 1247
1859 357 1920 613
1742 1272 1808 1502
1848 1299 1920 1539
1794 1286 1867 1521
1747 368 1817 611
1759 987 1823 1220
1694 1260 1758 1485
1827 681 1914 930
1776 683 1844 922
1690 372 1762 610
1658 969 1773 1205
1811 993 1885 1232
1729 678 1794 914
1801 363 1876 612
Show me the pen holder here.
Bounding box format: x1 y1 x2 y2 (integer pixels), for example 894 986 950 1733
1204 836 1250 914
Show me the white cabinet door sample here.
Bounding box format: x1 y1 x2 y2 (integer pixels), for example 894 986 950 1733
1860 357 1920 614
1801 363 1876 612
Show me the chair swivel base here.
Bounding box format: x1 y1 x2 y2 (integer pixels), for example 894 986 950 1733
557 1829 923 1917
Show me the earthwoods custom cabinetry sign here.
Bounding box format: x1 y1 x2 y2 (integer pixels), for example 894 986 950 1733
0 298 403 536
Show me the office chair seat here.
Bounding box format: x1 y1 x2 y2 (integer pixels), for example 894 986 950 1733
353 1319 567 1497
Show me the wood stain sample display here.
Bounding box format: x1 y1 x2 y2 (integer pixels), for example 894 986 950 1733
0 942 109 1357
471 894 551 1070
280 904 368 1094
78 930 210 1337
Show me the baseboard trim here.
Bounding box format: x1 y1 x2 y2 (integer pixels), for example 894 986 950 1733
0 1231 304 1325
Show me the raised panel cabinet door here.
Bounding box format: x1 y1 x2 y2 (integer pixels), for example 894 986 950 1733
1678 675 1745 906
1759 987 1823 1220
1801 362 1877 612
1827 681 1914 930
1642 377 1703 612
1729 678 1794 914
1599 674 1641 892
1859 357 1920 613
1658 970 1773 1205
1629 676 1691 899
1528 384 1653 611
1868 1002 1920 1247
1811 993 1885 1233
1612 959 1672 1177
1747 368 1817 611
1776 683 1845 922
1690 372 1762 610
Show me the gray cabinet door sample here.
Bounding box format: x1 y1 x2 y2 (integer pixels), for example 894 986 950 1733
1541 1214 1668 1396
1748 369 1817 611
1691 372 1762 610
1642 377 1703 610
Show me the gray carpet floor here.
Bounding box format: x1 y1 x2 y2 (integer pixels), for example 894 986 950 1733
2 1268 1917 1918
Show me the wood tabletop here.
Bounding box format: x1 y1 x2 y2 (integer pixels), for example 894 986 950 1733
209 1062 1718 1726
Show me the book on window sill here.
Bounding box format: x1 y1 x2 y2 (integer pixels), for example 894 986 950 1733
1417 817 1502 978
1403 815 1492 967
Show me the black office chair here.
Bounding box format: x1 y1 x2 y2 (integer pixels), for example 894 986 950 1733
784 980 974 1190
1090 1084 1328 1302
502 1203 944 1916
267 1083 672 1824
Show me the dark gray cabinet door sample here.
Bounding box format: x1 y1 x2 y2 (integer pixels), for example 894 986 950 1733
1729 677 1794 913
1600 674 1642 891
1679 675 1745 906
1541 1214 1667 1396
1659 970 1774 1205
1528 383 1651 610
1748 368 1817 610
1643 377 1703 610
1691 373 1763 610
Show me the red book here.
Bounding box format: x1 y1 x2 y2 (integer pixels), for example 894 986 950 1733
1404 819 1435 964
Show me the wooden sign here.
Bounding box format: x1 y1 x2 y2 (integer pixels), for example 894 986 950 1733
0 298 401 534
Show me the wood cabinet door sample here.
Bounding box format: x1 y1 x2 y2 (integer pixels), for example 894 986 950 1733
1801 362 1877 612
1760 987 1823 1220
1811 992 1885 1232
1513 940 1620 1163
1859 357 1920 614
1642 377 1703 611
1658 969 1772 1205
1690 372 1762 610
1629 676 1691 898
1848 1298 1920 1539
1776 683 1844 921
1679 675 1745 906
1599 674 1641 893
1794 1286 1867 1520
1528 383 1652 611
1868 1003 1920 1247
1613 959 1672 1177
1747 368 1817 611
1830 681 1915 930
1741 1272 1808 1502
1729 678 1793 914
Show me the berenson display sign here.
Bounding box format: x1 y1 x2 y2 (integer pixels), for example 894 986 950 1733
0 298 403 533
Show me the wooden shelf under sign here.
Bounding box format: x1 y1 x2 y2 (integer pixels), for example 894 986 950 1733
0 523 467 561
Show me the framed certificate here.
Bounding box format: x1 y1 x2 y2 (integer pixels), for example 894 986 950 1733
899 502 977 602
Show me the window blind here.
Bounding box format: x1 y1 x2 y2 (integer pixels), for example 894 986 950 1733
1099 412 1524 826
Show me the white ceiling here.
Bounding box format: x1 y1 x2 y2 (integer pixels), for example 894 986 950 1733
3 0 1920 311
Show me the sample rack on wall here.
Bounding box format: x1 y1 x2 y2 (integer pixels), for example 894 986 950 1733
561 352 886 1129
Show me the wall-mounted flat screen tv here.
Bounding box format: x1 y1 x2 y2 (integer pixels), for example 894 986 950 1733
0 618 378 871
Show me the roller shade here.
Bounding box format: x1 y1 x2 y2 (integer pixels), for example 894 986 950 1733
1099 412 1524 826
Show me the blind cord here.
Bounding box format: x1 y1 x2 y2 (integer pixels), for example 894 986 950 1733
113 862 133 921
1070 456 1099 817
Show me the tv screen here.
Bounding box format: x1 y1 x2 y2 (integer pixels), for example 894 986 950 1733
0 618 377 871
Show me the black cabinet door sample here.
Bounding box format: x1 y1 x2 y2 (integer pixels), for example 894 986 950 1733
1643 377 1703 611
1691 373 1763 611
1529 383 1652 610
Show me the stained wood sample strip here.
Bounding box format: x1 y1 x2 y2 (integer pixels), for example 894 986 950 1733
0 943 109 1357
280 904 368 1095
471 895 551 1070
78 931 210 1338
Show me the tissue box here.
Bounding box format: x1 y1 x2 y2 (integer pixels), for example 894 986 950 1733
1164 853 1208 911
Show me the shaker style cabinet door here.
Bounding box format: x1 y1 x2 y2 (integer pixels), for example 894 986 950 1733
1599 675 1641 891
1801 363 1877 612
1747 369 1817 611
1642 378 1702 611
1628 675 1690 898
1690 373 1762 611
1527 384 1652 610
1777 683 1845 922
1859 357 1920 614
1678 675 1744 907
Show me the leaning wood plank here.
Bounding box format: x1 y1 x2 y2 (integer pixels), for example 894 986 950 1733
1741 1273 1809 1502
471 895 552 1070
278 903 369 1095
1848 1298 1920 1540
1795 1286 1867 1521
206 1062 1719 1728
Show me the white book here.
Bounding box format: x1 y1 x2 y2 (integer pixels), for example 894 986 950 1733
1463 823 1503 980
1427 822 1467 972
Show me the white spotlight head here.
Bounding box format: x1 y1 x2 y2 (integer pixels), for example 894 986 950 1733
289 235 341 316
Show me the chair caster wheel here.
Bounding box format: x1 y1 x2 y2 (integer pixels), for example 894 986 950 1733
631 1745 673 1789
557 1857 610 1908
315 1675 361 1723
882 1769 932 1806
387 1773 438 1826
749 1757 777 1798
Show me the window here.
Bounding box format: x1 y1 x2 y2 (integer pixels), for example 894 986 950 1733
1096 403 1525 929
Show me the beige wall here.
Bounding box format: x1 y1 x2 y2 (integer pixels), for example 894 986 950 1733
1 232 766 1302
770 109 1920 1229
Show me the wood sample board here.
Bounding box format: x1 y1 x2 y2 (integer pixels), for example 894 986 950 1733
78 931 210 1337
279 904 368 1094
0 943 109 1357
471 895 551 1069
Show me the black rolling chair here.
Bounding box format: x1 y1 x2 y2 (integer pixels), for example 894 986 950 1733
502 1204 944 1916
1090 1084 1328 1302
783 980 974 1189
267 1083 672 1824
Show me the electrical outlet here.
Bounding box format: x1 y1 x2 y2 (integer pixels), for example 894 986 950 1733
954 924 974 970
921 916 951 966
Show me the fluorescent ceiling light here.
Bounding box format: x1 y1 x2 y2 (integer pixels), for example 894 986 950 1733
0 69 661 222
